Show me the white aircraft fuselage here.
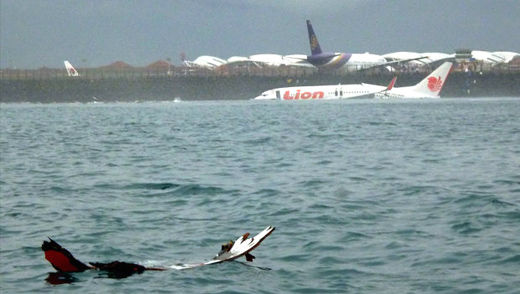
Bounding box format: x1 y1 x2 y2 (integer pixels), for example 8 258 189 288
305 20 426 72
254 62 453 101
254 83 388 100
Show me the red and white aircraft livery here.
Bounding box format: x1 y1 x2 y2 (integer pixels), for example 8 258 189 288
254 78 396 100
254 62 452 101
64 61 80 77
375 62 453 99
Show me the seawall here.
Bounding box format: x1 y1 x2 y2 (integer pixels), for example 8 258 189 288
1 71 519 103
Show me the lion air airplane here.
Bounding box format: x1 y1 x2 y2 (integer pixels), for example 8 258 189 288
254 62 453 101
64 61 80 77
306 20 426 72
375 62 453 99
254 78 396 100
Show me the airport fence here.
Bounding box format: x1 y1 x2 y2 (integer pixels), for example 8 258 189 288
0 66 319 80
1 61 519 81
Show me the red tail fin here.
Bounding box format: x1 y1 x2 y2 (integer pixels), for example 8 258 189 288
42 238 91 272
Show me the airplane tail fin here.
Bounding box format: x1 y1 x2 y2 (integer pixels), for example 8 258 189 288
42 238 91 272
64 61 80 77
42 238 162 275
411 62 453 97
306 20 322 55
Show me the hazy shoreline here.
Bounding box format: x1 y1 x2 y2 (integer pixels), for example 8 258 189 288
1 71 519 102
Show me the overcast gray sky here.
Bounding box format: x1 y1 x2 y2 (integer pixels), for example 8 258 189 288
1 0 519 69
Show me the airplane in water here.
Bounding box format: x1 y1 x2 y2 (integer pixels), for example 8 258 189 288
253 62 453 101
64 61 80 77
253 77 396 100
375 62 453 99
305 20 426 72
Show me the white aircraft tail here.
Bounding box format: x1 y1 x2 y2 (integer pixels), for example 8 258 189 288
64 61 80 77
411 62 452 97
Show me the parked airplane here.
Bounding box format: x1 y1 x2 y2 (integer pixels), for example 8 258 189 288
375 62 453 99
254 77 396 100
305 20 426 72
64 61 80 77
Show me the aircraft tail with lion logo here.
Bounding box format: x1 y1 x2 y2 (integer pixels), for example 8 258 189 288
376 62 453 98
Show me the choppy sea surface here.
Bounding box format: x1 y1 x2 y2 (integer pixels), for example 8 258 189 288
1 98 519 294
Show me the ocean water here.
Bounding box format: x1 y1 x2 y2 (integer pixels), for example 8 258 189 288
1 98 519 293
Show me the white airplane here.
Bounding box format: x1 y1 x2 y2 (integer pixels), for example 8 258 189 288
254 77 396 100
305 20 426 72
375 62 453 99
64 61 80 77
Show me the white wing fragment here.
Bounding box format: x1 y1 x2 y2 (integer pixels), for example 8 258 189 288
214 226 275 262
170 226 275 269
